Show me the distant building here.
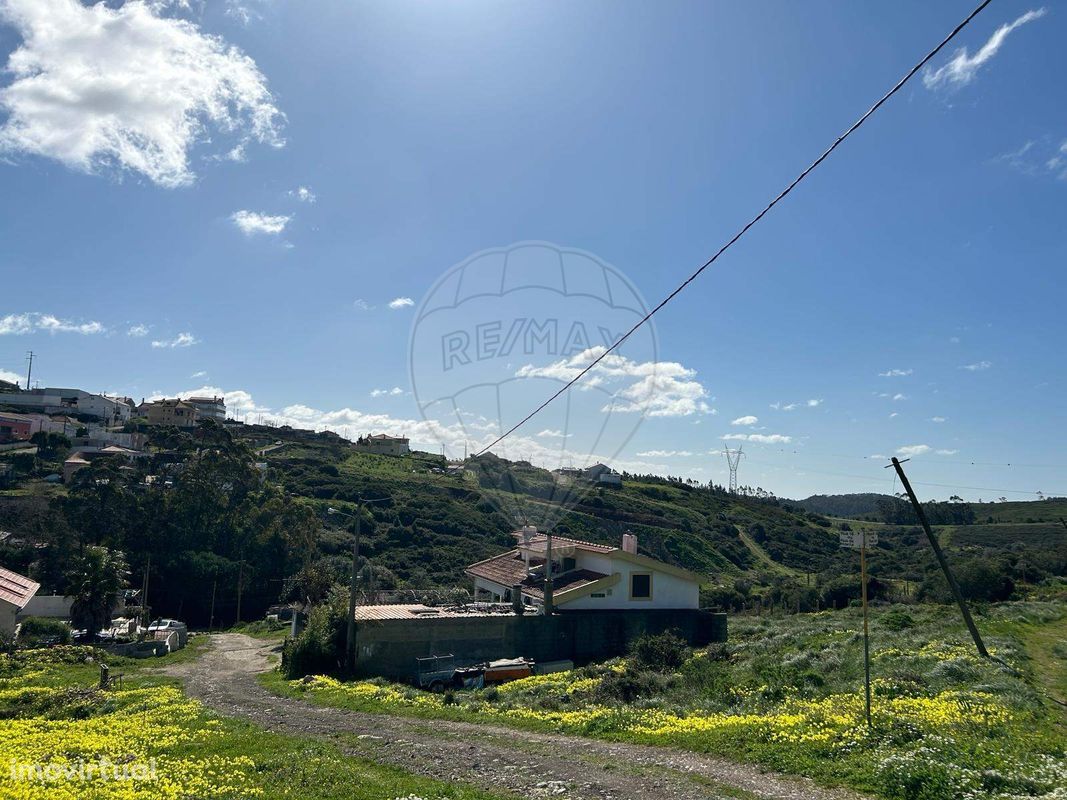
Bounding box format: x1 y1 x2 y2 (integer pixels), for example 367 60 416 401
583 463 622 486
0 413 34 443
0 388 132 424
466 528 702 611
137 399 199 428
62 453 91 483
0 566 40 637
354 433 410 456
184 396 226 422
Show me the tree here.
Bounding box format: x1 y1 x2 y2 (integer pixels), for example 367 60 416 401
67 546 128 640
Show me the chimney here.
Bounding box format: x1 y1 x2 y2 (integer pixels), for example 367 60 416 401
622 532 637 554
512 584 525 615
521 525 537 545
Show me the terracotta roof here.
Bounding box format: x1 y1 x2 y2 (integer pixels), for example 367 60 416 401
465 551 609 601
355 603 536 621
512 532 615 554
0 566 39 610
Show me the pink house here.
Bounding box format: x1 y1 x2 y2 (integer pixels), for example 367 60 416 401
0 413 34 443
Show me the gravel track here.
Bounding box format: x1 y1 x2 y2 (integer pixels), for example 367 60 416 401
165 633 870 800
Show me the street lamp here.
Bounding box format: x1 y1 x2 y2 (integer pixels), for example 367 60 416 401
328 498 388 673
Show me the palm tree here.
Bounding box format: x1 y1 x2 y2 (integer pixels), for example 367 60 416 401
67 546 129 640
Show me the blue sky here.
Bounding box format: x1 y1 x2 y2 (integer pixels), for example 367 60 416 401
1 0 1064 501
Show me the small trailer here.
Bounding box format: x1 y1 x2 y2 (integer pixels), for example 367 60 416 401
415 654 534 691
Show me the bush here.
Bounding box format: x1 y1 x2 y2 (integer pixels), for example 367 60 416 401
594 668 674 703
17 617 72 647
881 608 915 631
630 630 689 672
281 587 347 678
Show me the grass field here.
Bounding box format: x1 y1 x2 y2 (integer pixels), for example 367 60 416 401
0 642 512 800
272 601 1067 800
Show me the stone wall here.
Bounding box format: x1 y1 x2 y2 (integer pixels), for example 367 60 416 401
354 609 727 681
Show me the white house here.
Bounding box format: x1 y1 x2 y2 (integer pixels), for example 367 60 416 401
465 527 703 611
582 463 622 486
0 566 40 637
354 433 410 456
1 388 132 425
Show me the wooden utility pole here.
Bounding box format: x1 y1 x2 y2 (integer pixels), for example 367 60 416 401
889 457 988 658
235 559 244 625
208 572 217 632
346 505 361 673
860 530 872 727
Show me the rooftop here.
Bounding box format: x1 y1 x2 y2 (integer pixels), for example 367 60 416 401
465 550 610 600
0 566 40 610
355 603 536 621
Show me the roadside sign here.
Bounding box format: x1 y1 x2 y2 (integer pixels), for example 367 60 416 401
839 531 878 550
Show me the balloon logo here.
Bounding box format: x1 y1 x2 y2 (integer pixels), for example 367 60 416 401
409 242 659 532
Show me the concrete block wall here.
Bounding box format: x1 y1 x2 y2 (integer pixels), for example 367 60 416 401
354 609 727 681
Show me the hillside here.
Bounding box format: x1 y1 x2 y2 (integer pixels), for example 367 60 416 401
2 423 1065 625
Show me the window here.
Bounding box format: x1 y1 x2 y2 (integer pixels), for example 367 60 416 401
630 573 652 600
562 557 576 573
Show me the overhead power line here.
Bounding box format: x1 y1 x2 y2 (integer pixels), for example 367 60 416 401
475 0 995 457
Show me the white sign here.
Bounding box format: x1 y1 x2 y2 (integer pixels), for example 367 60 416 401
839 531 878 550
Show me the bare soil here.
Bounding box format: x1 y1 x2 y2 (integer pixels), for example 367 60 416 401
165 633 870 800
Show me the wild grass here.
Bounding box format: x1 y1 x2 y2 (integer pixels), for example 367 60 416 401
0 644 512 800
275 601 1067 800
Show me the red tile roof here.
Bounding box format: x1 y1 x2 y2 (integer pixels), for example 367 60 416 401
465 551 608 600
0 566 40 610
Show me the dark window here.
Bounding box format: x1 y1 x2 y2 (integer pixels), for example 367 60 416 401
630 573 652 599
562 557 576 573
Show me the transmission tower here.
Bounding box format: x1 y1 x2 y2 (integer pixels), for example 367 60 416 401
723 444 744 493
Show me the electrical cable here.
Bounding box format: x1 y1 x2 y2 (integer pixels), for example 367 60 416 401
475 0 995 457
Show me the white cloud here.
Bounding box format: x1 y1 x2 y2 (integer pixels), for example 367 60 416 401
897 444 932 457
935 449 959 456
190 370 208 379
353 299 374 311
0 368 21 384
730 415 759 426
892 393 907 401
878 368 913 377
536 429 571 439
722 433 791 444
0 0 284 187
0 312 105 336
127 324 150 337
889 412 899 418
635 450 693 458
151 332 198 348
931 416 947 423
388 297 415 310
370 387 405 398
231 210 290 236
517 347 713 418
289 185 316 203
960 360 992 371
225 0 272 26
923 8 1047 90
770 399 821 411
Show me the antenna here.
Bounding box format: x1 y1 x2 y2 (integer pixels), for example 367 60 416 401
723 444 744 493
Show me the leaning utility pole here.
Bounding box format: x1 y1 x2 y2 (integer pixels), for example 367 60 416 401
888 457 988 658
24 351 34 390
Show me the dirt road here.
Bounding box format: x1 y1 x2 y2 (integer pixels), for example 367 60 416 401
165 633 869 800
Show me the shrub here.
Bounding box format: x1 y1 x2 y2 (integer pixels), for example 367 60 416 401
630 630 689 672
881 608 916 631
594 668 673 703
281 587 347 678
17 617 72 647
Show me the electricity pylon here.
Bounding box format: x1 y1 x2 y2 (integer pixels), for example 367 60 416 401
723 444 744 493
